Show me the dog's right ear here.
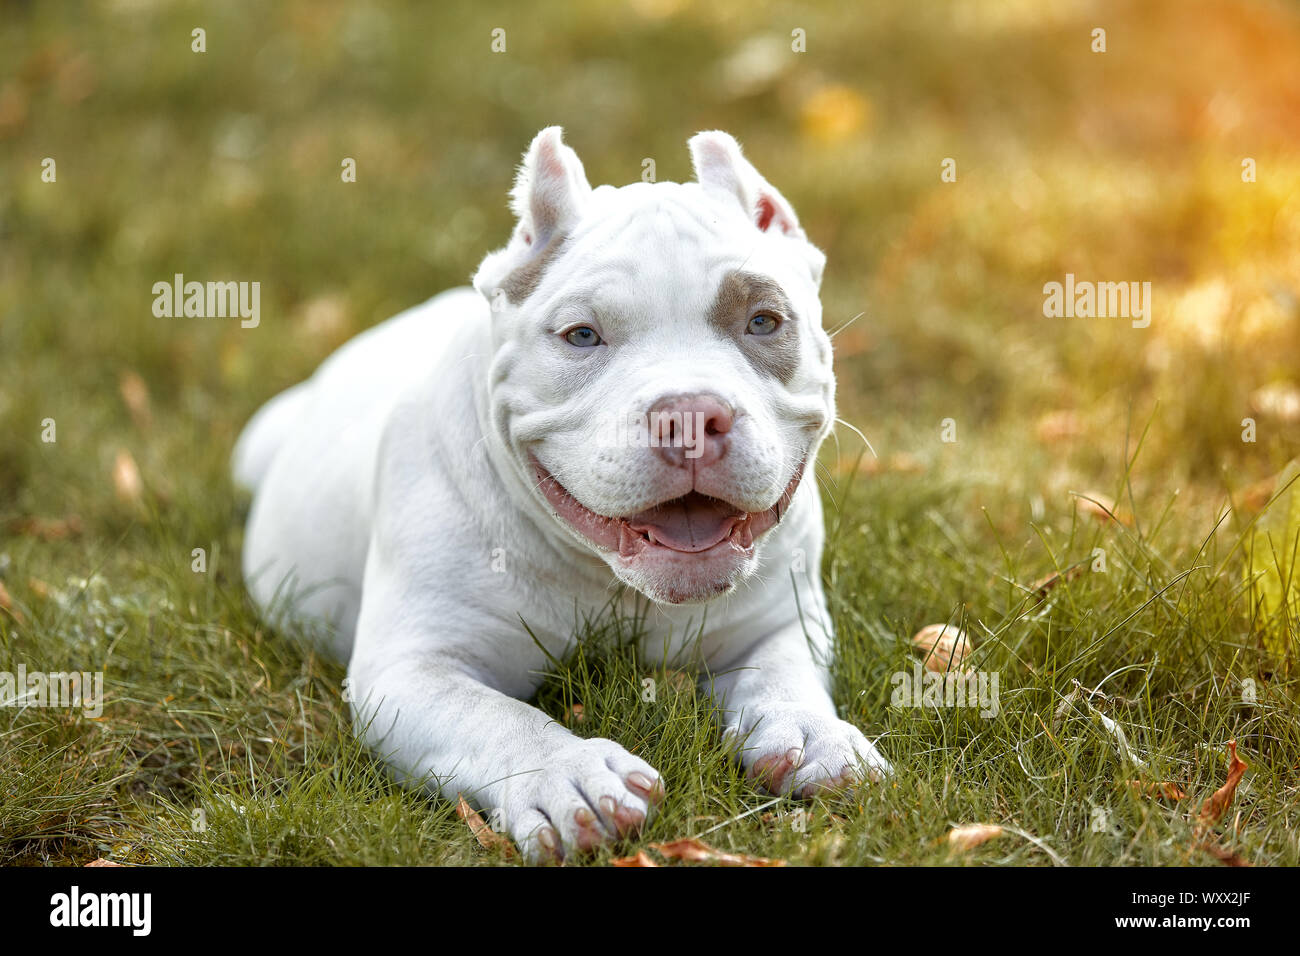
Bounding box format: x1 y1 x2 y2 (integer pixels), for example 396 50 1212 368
474 127 592 307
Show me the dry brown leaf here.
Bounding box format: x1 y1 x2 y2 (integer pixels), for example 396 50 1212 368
118 371 152 430
1029 565 1085 602
455 794 515 856
563 702 586 725
112 449 143 504
947 824 1004 851
650 838 785 867
85 859 122 867
1197 740 1248 826
911 623 972 672
1127 780 1187 800
8 516 83 540
611 851 659 867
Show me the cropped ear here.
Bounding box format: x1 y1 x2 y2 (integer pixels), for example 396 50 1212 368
474 127 592 305
689 130 806 240
689 130 825 286
510 126 592 248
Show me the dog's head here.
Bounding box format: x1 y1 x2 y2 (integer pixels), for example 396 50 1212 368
474 127 835 605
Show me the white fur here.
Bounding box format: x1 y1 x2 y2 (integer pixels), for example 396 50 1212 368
234 129 889 861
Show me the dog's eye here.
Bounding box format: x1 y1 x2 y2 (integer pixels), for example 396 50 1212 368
747 312 781 336
564 326 602 348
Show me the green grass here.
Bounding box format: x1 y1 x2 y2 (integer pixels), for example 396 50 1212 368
2 0 1300 866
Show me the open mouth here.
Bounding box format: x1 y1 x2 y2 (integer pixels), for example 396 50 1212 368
530 457 803 560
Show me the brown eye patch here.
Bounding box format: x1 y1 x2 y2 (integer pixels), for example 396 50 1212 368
707 270 800 384
500 235 569 305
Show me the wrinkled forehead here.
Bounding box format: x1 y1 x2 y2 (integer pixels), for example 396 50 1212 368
533 183 819 321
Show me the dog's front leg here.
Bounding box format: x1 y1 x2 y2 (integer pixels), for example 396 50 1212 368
348 637 664 862
705 621 891 797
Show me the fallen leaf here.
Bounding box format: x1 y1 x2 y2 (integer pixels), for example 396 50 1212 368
1197 740 1248 826
1029 564 1085 602
911 623 972 672
563 702 586 725
455 794 515 856
85 859 122 867
112 449 143 504
118 371 152 430
947 824 1003 851
611 850 658 867
1127 780 1187 800
649 838 785 867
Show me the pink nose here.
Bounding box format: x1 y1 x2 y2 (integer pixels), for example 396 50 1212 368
648 394 734 469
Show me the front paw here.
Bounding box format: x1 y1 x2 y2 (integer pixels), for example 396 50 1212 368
728 706 891 798
495 737 665 864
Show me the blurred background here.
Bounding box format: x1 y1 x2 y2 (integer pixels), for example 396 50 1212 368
1 0 1298 589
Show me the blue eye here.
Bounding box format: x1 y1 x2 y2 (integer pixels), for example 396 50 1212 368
564 326 602 347
747 312 780 335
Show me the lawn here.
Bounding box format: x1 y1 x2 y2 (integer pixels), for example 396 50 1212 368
2 0 1299 866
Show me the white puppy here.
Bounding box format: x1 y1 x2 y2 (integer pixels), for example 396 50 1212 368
233 128 889 861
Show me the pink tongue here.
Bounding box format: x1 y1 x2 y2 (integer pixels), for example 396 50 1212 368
627 494 743 552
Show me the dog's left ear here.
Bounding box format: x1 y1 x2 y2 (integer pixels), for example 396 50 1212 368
689 131 825 286
475 127 593 305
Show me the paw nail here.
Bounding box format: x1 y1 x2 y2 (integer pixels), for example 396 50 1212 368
614 805 645 833
599 796 618 817
627 771 663 801
574 808 596 827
